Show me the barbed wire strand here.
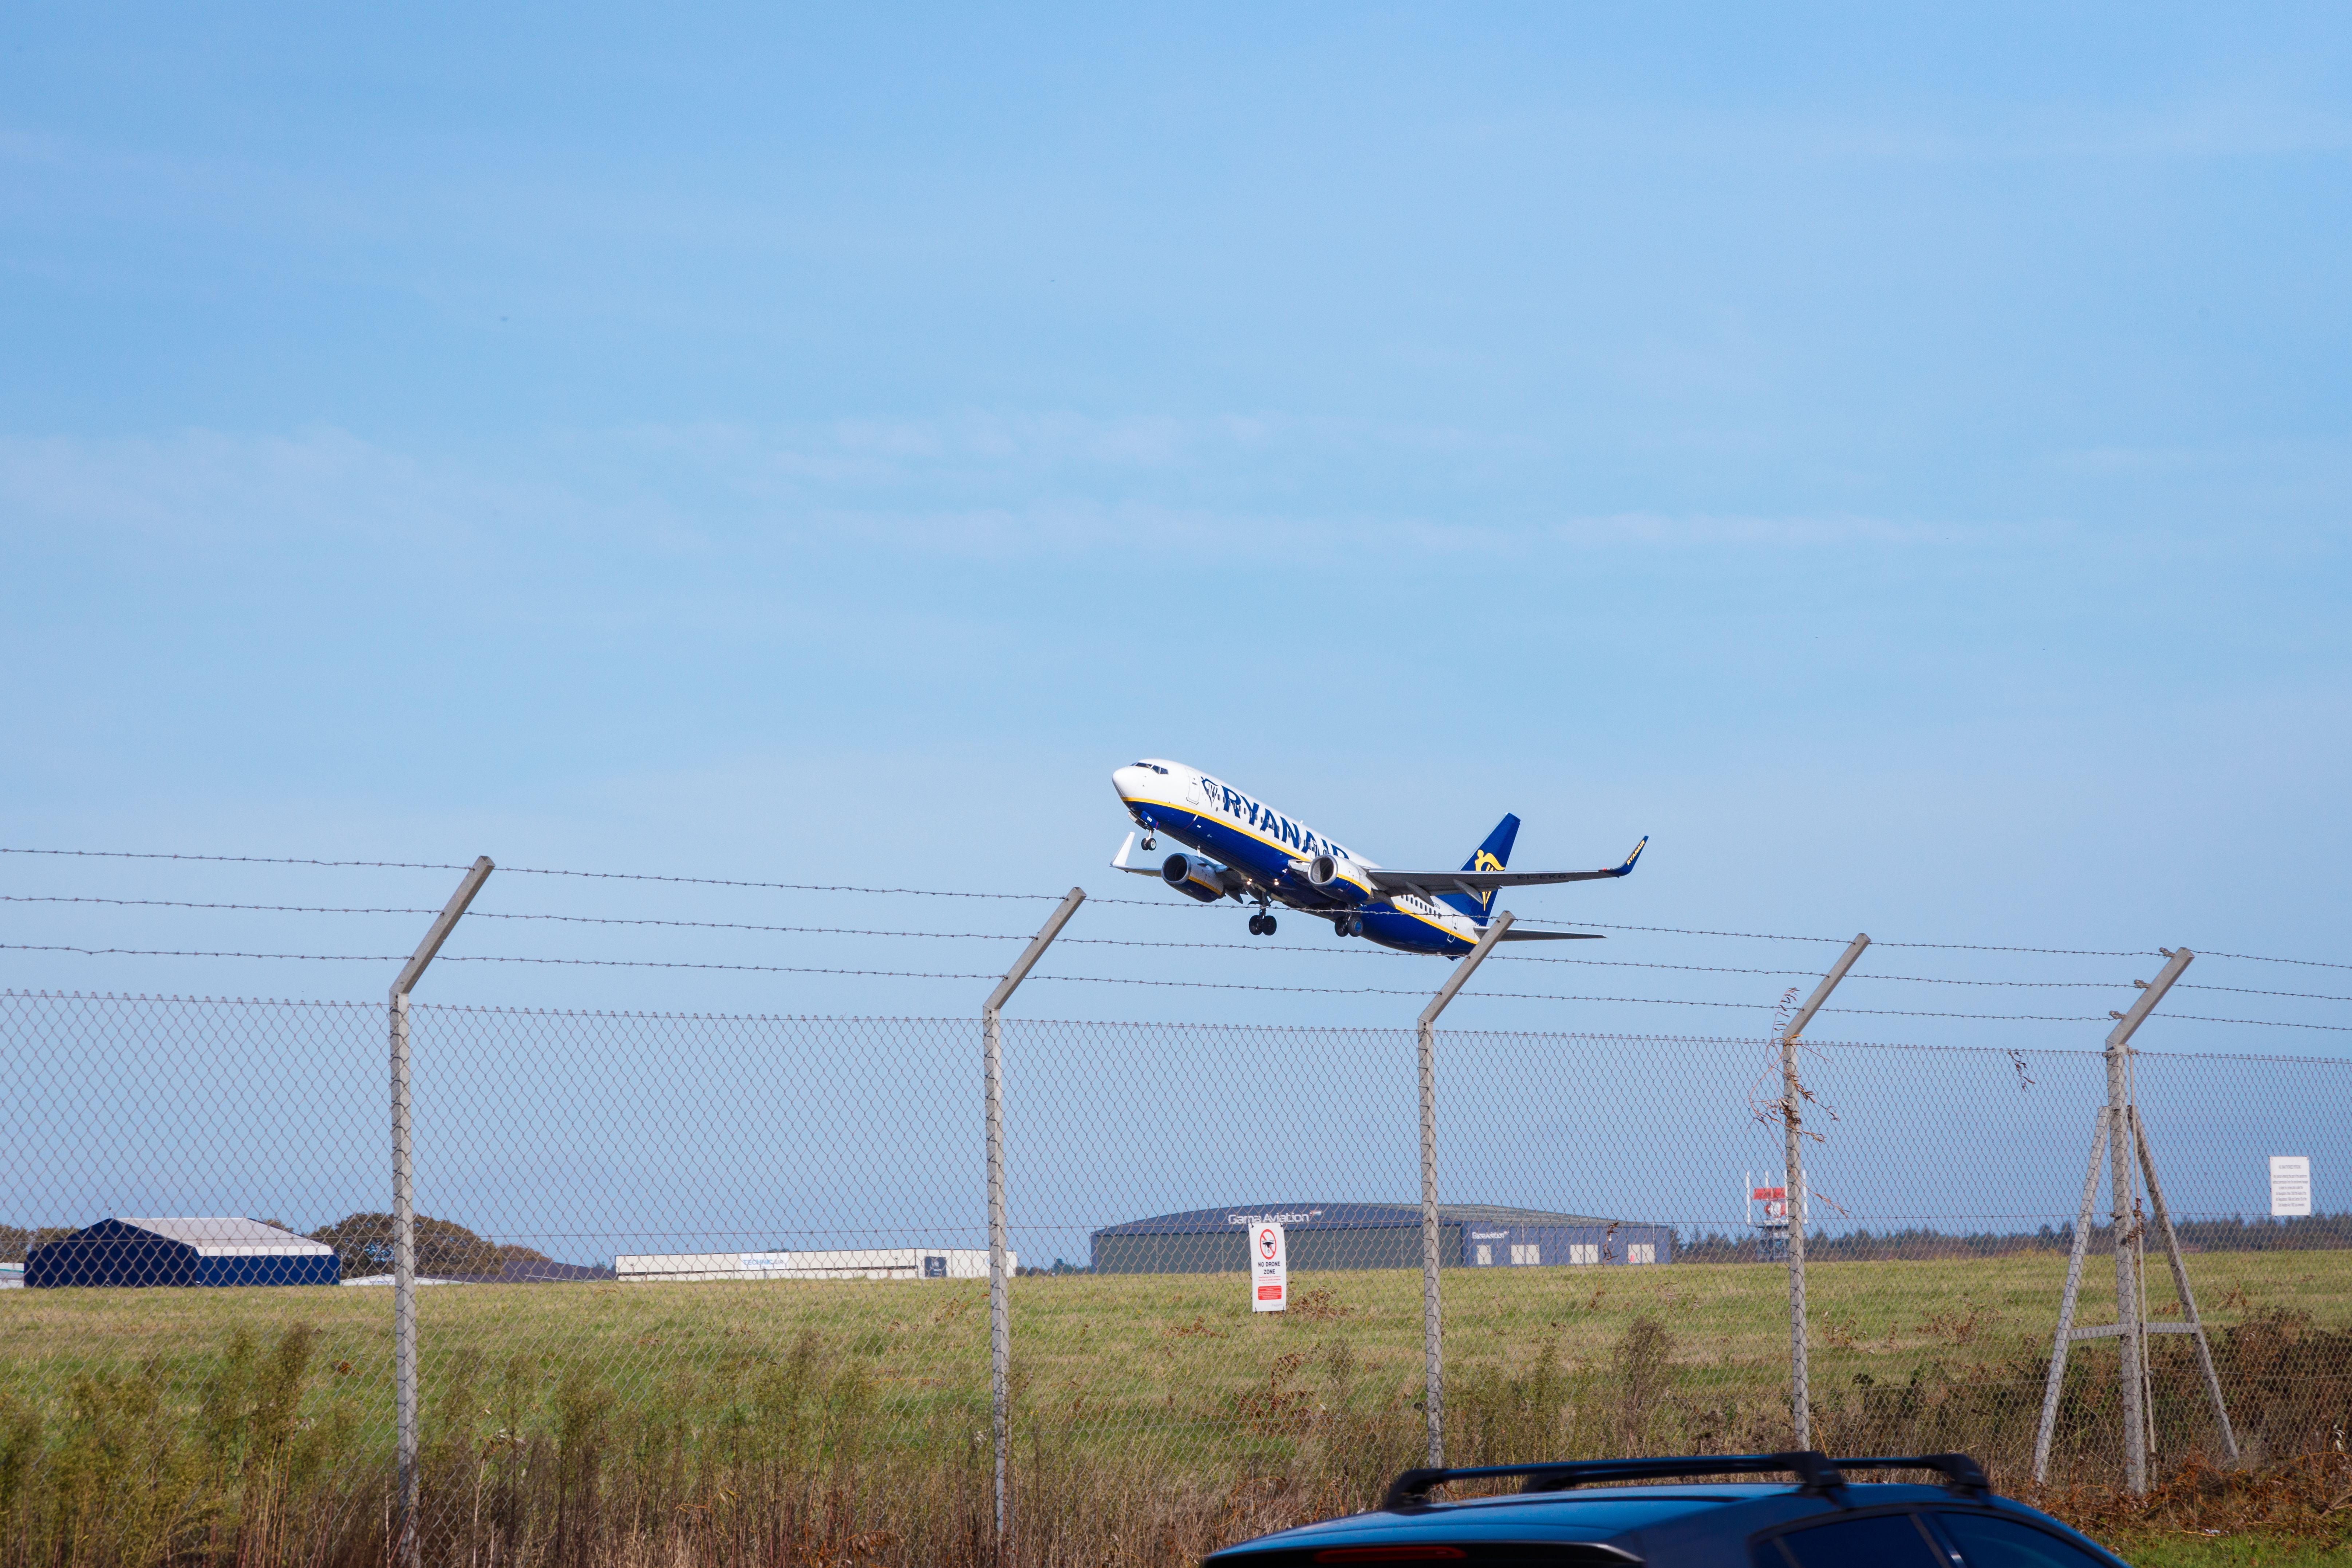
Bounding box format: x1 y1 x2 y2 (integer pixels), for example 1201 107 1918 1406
0 897 2171 988
1509 920 2167 958
2179 983 2352 1004
9 904 2344 998
1 848 470 872
5 944 2347 1029
4 896 446 915
8 846 2340 969
499 866 1063 899
2197 950 2352 973
0 848 1062 900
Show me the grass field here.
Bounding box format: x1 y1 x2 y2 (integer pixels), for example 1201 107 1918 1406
6 1251 2352 1564
2115 1535 2352 1568
7 1248 2349 1461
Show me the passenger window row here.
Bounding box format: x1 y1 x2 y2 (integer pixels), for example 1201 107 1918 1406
1760 1506 2112 1568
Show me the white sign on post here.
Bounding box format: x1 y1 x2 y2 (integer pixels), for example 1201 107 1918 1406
2272 1156 2312 1217
1250 1221 1288 1312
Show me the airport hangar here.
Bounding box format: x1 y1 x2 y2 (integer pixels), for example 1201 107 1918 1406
27 1217 339 1288
1090 1203 1675 1274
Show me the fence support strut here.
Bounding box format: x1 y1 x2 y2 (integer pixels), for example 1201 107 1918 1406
2031 948 2231 1493
389 855 493 1568
982 886 1085 1559
1780 932 1869 1450
1415 911 1514 1468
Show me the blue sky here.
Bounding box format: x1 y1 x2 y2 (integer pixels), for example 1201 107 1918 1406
3 5 2348 1061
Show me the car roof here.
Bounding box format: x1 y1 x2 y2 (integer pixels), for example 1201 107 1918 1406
1206 1482 2041 1560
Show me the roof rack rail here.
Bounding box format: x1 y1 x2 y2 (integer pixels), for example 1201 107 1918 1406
1381 1452 1846 1511
1379 1451 1991 1512
1835 1454 1990 1500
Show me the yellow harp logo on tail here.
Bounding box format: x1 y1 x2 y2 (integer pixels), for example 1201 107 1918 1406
1470 850 1505 910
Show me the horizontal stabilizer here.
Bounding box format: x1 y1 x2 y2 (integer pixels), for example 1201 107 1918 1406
1495 929 1604 942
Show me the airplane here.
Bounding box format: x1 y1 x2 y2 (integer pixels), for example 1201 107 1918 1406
1109 758 1645 957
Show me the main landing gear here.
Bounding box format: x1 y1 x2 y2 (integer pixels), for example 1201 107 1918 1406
1247 911 1278 936
1333 914 1365 939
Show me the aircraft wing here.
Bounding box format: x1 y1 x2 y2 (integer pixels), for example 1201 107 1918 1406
1363 836 1646 898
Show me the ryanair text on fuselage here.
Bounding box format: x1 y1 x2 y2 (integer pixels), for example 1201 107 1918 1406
1109 759 1645 956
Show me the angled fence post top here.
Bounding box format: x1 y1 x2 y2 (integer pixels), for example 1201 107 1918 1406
986 886 1086 1015
392 856 495 999
2106 947 2194 1051
1419 912 1515 1028
1784 932 1870 1044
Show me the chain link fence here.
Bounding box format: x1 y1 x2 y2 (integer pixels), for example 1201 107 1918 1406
4 987 2350 1565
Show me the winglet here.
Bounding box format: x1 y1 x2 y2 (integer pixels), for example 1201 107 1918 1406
1110 832 1161 876
1612 836 1648 877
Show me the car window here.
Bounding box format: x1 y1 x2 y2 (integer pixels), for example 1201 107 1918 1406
1933 1512 2115 1568
1760 1512 1945 1568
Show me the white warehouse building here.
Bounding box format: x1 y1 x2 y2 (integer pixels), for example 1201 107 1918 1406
614 1247 1007 1283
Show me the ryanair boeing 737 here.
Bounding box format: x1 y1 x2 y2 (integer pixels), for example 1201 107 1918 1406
1109 759 1645 956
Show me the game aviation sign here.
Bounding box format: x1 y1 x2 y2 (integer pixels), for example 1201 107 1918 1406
1251 1221 1288 1313
2272 1156 2313 1218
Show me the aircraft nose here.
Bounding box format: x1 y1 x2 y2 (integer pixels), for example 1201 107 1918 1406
1111 765 1144 800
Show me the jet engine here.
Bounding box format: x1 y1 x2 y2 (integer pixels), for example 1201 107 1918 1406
1303 853 1371 905
1161 853 1234 903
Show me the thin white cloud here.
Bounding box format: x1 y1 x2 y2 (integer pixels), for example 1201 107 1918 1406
0 421 1974 576
0 426 679 556
1549 512 1963 548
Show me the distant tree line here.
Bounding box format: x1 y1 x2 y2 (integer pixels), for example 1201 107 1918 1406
0 1226 76 1263
306 1213 555 1277
1679 1211 2352 1263
0 1213 552 1275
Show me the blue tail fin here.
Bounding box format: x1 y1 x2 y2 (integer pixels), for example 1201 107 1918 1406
1440 814 1520 920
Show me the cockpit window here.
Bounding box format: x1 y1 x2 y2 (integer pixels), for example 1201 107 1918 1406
1133 762 1167 773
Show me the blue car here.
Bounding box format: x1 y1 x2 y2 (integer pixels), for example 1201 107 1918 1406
1203 1453 2130 1568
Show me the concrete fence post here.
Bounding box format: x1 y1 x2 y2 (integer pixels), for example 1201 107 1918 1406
1413 912 1514 1468
981 886 1085 1558
1779 932 1869 1450
2103 947 2192 1494
388 856 493 1568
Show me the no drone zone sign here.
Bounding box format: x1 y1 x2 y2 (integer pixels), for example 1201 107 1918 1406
1251 1220 1288 1313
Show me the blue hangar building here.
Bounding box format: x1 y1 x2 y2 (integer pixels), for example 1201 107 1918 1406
1090 1203 1675 1274
27 1217 340 1288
